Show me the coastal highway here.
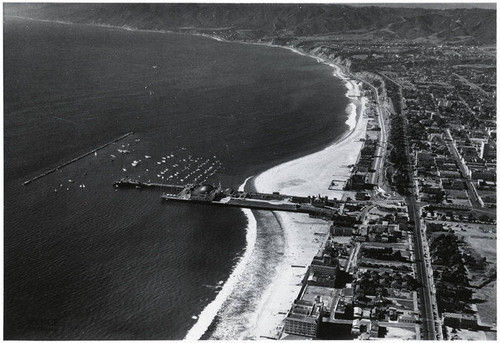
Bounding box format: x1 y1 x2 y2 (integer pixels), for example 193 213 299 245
350 76 387 189
364 80 387 188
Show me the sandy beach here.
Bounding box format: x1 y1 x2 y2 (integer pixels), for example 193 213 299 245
181 39 369 339
251 72 368 339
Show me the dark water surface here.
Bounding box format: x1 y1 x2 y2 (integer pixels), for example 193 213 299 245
4 17 349 339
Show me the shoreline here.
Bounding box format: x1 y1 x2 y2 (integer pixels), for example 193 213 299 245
193 33 367 339
197 32 367 338
8 16 365 339
183 25 367 339
184 177 257 340
248 80 367 339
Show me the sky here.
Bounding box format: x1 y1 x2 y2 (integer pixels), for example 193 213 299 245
346 3 496 9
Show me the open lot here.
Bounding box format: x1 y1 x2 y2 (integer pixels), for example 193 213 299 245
426 220 497 328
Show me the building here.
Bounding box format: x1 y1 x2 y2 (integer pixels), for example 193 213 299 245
442 312 479 330
310 253 340 278
346 173 377 190
356 191 371 200
398 310 417 324
284 299 323 338
330 225 354 236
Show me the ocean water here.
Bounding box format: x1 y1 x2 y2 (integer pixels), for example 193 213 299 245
4 16 349 339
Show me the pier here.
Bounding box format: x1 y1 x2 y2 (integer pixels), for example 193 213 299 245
158 183 341 218
113 178 185 195
23 132 134 185
113 181 345 217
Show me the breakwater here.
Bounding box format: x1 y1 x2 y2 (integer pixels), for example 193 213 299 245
22 132 134 185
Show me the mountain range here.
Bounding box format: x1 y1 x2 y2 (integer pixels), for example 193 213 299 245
4 3 496 44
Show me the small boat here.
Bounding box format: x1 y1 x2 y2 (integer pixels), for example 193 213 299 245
145 155 151 159
123 168 127 172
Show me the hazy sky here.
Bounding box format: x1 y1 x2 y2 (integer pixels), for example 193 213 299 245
346 3 496 10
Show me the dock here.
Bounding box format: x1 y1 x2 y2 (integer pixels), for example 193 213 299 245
23 132 134 185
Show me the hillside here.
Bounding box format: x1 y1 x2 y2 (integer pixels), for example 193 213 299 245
4 3 496 44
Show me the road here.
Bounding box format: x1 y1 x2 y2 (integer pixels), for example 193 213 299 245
444 129 483 208
452 72 492 100
351 75 388 189
383 72 439 340
406 195 438 340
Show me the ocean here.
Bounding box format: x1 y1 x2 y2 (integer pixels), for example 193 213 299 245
4 16 350 339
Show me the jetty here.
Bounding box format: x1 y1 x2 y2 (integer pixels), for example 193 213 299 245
23 132 134 185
